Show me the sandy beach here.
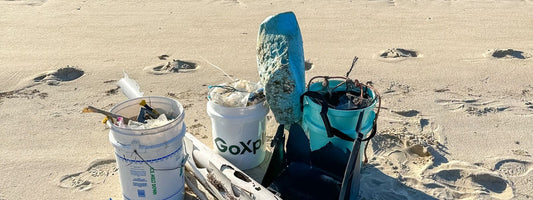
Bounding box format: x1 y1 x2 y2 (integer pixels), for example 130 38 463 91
1 0 532 199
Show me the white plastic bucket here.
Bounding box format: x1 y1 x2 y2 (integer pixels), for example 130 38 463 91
108 96 186 200
206 100 269 170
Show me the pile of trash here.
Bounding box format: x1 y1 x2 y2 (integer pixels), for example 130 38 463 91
208 80 265 107
83 73 175 130
82 99 174 129
79 11 383 200
312 80 375 110
331 90 373 110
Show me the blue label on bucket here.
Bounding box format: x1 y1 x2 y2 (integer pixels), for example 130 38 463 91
137 189 145 197
130 170 146 177
133 182 148 188
133 178 147 182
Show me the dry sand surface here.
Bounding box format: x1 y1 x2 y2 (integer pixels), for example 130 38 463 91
1 0 533 199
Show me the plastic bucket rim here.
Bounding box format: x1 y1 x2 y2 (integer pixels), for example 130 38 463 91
109 123 186 150
304 89 378 114
107 96 185 136
207 98 267 109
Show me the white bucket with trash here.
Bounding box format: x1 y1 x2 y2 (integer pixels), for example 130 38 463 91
206 80 269 170
108 96 186 200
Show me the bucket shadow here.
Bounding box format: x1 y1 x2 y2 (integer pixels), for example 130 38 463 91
243 150 273 183
359 165 438 200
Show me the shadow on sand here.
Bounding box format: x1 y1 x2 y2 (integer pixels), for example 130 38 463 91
359 165 438 200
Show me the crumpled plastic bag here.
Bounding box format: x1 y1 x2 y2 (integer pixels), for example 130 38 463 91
208 80 264 107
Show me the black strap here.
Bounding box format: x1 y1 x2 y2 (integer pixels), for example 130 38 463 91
339 111 364 200
301 91 355 142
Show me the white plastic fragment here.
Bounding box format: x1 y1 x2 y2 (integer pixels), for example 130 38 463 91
117 72 144 99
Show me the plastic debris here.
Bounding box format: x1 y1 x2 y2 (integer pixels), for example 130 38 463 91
117 72 144 99
84 74 179 131
208 80 265 107
116 117 126 128
83 101 173 129
136 107 147 123
333 91 373 110
140 99 160 118
336 93 358 110
306 57 375 110
128 114 170 130
247 88 265 106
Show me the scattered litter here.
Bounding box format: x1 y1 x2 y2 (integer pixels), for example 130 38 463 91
83 100 174 129
330 90 373 110
84 73 179 129
116 117 126 128
153 59 198 73
307 57 376 110
128 114 170 130
248 88 265 106
208 80 265 107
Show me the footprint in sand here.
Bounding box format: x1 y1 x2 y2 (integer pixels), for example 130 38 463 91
435 98 510 116
158 54 170 60
378 48 420 61
423 161 514 199
494 159 533 177
378 113 442 148
489 158 533 198
511 149 531 157
370 133 404 155
0 89 48 101
389 109 432 132
391 109 420 117
383 81 411 94
485 49 530 59
144 59 198 75
32 66 84 86
361 143 437 199
58 159 118 191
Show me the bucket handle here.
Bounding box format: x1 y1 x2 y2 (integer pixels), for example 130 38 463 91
132 146 189 172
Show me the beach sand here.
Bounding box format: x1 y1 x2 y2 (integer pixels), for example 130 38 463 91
1 0 532 199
